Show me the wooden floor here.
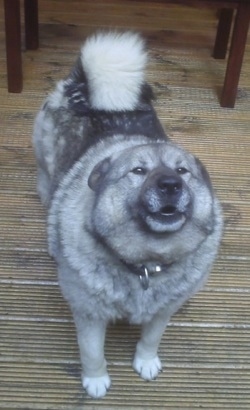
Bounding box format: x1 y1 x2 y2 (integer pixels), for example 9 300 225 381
0 0 250 408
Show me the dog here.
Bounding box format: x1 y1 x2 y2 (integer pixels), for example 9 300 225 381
33 31 223 398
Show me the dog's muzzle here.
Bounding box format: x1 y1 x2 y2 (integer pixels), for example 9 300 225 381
138 170 191 233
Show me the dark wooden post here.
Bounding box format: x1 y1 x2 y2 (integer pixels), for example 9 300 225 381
213 8 234 59
24 0 39 50
221 3 250 107
4 0 23 93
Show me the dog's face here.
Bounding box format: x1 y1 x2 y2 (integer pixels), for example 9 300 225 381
88 141 215 262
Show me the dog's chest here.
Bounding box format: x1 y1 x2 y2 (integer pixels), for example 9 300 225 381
85 266 190 324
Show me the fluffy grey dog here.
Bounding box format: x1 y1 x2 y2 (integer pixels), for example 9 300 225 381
33 31 223 398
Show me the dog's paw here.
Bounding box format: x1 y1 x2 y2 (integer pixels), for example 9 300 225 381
133 354 162 381
82 373 111 398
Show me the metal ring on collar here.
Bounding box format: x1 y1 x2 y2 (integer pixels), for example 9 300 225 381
139 266 149 290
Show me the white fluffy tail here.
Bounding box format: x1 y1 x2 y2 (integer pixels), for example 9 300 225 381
81 31 147 111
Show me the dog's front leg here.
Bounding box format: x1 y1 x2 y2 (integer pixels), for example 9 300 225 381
133 311 171 381
74 316 111 398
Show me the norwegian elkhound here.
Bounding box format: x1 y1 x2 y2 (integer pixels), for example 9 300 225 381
33 31 223 398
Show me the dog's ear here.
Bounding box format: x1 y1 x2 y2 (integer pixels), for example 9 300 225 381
88 157 111 191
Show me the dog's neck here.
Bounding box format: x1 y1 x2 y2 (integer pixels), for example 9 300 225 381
92 229 173 290
120 259 173 290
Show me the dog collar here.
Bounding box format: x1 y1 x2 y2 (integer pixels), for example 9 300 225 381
121 260 172 290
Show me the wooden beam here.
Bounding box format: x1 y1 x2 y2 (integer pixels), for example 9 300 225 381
4 0 23 93
24 0 39 50
221 2 250 107
213 8 234 59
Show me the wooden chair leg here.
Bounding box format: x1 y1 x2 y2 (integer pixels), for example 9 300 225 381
24 0 39 50
4 0 23 93
221 3 250 108
213 8 234 59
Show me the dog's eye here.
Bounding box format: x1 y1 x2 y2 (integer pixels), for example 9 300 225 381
131 167 147 175
176 167 189 175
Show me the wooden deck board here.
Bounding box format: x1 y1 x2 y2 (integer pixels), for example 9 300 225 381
0 0 250 408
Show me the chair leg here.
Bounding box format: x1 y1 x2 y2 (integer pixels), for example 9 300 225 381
221 3 250 108
213 9 234 59
4 0 23 93
24 0 39 50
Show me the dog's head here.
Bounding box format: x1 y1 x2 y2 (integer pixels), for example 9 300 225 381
87 141 216 262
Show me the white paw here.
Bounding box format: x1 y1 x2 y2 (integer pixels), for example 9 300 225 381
82 373 111 398
133 355 162 381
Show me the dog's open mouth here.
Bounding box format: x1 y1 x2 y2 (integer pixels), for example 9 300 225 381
146 210 186 233
139 204 187 233
160 205 177 216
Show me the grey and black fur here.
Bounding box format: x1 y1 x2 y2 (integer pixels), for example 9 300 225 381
33 31 223 398
34 50 165 204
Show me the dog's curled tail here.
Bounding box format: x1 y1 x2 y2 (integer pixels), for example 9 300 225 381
80 31 147 111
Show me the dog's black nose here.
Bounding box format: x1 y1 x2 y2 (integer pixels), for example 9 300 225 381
157 175 182 196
